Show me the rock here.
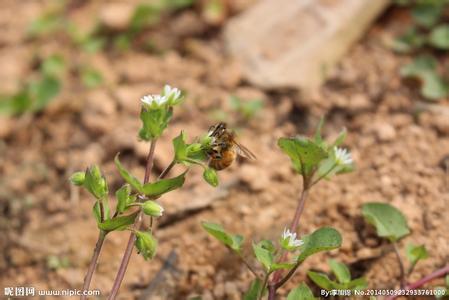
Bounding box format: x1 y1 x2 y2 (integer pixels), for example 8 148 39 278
372 123 396 142
0 116 13 138
99 3 134 31
225 0 390 92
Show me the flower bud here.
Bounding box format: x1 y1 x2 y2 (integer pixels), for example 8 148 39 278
135 231 157 260
142 200 164 217
70 171 85 186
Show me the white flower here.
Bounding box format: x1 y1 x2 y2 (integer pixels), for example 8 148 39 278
282 228 304 248
162 84 182 104
334 147 353 165
140 94 168 108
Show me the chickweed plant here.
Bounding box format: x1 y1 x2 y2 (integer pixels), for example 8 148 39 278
70 86 449 299
70 84 220 299
362 202 449 300
202 120 354 299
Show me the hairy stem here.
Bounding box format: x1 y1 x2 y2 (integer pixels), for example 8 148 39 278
80 230 106 300
108 139 157 300
392 241 406 289
386 264 449 300
267 285 276 300
158 160 176 180
270 187 309 285
258 273 270 300
238 253 262 280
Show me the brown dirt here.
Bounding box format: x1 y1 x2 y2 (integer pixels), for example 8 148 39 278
1 1 448 300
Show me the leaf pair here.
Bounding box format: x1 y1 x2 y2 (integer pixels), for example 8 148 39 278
308 259 367 291
400 55 449 101
114 154 186 197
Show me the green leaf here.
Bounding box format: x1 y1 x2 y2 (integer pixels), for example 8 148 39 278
84 165 108 200
329 259 351 284
278 137 328 176
0 91 32 115
98 211 138 231
30 76 61 111
271 262 295 271
139 107 172 141
400 55 449 100
347 277 368 290
41 55 65 77
391 27 425 53
69 171 85 186
429 24 449 49
287 283 316 300
400 54 437 77
297 227 342 263
114 154 143 193
201 222 243 252
362 202 410 242
130 4 161 32
142 172 186 197
252 242 273 271
243 278 264 300
411 3 443 28
173 131 188 162
406 244 429 265
81 67 103 88
203 168 219 187
28 12 62 37
307 271 336 290
115 184 134 213
135 230 158 260
421 71 449 100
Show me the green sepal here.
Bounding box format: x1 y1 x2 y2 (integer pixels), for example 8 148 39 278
69 171 85 186
135 230 158 260
115 184 135 214
84 165 108 200
138 107 172 141
203 168 219 187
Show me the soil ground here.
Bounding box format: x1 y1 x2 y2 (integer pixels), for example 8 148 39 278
1 1 448 299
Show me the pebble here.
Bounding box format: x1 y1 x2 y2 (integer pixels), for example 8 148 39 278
372 122 396 142
99 3 134 31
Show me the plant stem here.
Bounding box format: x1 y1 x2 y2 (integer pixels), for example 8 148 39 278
238 253 263 280
386 264 449 300
258 273 270 300
267 285 276 300
80 230 106 300
158 159 176 180
392 241 406 289
270 187 309 285
108 139 157 300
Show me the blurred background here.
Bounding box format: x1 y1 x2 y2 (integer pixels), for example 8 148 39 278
0 0 448 299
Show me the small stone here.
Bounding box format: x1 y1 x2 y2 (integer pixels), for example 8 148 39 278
0 116 13 138
99 3 134 31
373 123 396 142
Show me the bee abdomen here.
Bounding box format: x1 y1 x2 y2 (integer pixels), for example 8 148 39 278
209 150 236 170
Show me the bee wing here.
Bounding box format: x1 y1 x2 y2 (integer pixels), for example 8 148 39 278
234 142 256 160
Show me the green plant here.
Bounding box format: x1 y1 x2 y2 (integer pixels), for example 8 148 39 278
362 202 449 299
391 1 449 100
307 259 367 293
70 84 217 299
0 54 63 115
202 119 354 299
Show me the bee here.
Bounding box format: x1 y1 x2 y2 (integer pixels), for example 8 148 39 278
206 122 256 170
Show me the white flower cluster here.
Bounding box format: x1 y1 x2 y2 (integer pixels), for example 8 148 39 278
281 228 304 249
140 84 183 109
334 147 353 165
